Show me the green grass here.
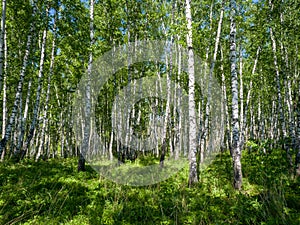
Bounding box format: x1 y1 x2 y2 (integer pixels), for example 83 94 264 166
0 149 299 224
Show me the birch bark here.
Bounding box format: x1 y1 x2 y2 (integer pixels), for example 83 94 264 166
185 0 198 186
78 0 94 171
230 0 242 190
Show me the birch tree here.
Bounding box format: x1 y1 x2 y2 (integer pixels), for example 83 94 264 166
220 44 231 152
78 0 94 171
230 0 242 190
1 0 7 161
185 0 198 186
296 87 300 176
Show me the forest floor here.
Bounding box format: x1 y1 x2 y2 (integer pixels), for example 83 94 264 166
0 148 299 225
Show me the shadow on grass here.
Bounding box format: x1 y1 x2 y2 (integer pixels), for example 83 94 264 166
0 158 104 224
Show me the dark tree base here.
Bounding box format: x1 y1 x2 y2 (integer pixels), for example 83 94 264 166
77 153 86 172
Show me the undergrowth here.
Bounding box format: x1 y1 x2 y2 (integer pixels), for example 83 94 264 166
0 149 299 224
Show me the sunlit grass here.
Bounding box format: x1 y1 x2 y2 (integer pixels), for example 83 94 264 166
0 149 299 224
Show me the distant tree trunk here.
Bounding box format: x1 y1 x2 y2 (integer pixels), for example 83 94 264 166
239 43 243 144
60 111 65 158
78 0 94 171
14 83 24 161
0 0 6 158
0 0 6 93
270 27 286 135
38 13 57 161
16 76 33 160
230 0 242 190
220 44 231 152
78 153 86 172
200 1 224 163
268 1 287 145
199 1 213 164
160 37 172 167
241 46 260 149
270 98 278 146
155 71 162 157
0 2 36 156
175 40 182 160
295 84 300 177
1 11 7 161
185 0 198 187
279 9 295 152
160 140 167 168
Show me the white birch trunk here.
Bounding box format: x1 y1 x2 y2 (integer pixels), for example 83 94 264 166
296 83 300 175
1 15 7 161
16 77 32 158
176 40 182 160
79 0 94 171
230 0 242 190
220 44 231 152
160 40 173 167
186 0 198 186
239 44 243 143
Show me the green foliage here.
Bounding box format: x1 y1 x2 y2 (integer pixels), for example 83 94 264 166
0 149 299 224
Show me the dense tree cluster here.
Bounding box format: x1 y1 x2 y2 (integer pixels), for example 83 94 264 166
0 0 299 189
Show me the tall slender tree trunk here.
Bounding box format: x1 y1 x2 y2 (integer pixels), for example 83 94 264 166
0 0 6 93
185 0 198 187
160 37 173 168
17 78 32 159
239 43 243 143
78 0 94 171
230 0 242 190
271 98 278 146
1 11 7 161
295 83 300 176
220 44 231 152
